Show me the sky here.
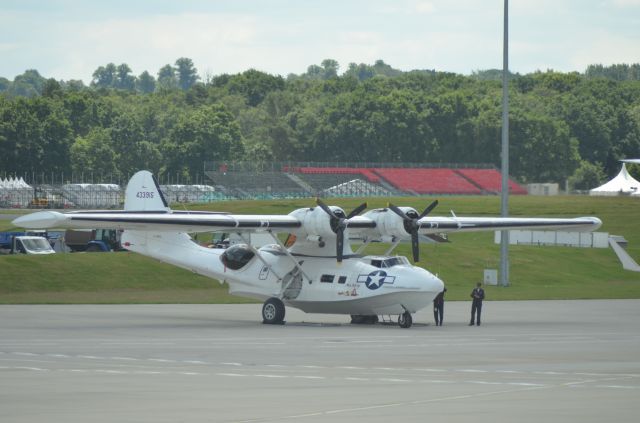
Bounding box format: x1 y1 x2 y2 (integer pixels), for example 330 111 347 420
1 0 639 83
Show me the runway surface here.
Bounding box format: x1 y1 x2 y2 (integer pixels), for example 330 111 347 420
1 300 639 423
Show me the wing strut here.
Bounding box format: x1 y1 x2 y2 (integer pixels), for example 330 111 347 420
266 232 314 286
354 238 373 255
384 239 401 256
236 232 285 283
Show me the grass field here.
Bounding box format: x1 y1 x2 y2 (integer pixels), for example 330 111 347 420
1 195 638 303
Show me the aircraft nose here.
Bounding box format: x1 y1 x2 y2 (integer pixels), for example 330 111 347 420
430 275 445 293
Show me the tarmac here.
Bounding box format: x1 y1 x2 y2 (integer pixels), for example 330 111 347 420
1 300 639 423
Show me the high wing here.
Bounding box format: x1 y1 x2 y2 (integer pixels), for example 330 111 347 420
12 170 302 233
12 170 602 257
416 215 601 235
12 209 302 233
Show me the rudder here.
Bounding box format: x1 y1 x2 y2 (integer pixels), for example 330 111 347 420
124 170 170 211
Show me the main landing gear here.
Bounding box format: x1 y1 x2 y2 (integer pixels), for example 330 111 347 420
262 297 285 325
398 311 413 329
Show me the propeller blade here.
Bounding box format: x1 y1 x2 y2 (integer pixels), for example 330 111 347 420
336 228 344 263
347 202 367 219
411 230 420 262
419 200 439 218
316 198 336 218
387 203 408 220
316 198 348 263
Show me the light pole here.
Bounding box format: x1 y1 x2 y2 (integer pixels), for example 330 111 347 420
500 0 510 287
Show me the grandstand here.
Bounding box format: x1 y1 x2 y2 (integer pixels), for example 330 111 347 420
456 168 528 195
373 168 481 195
1 163 528 208
204 162 528 199
205 168 309 199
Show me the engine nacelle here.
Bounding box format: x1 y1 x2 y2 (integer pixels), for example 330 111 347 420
360 207 417 241
287 206 343 241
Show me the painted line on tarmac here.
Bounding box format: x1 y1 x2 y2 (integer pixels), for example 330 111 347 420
3 351 640 379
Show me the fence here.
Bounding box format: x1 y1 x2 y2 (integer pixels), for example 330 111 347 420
2 162 513 208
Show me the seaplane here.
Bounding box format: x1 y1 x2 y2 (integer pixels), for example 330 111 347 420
13 171 602 328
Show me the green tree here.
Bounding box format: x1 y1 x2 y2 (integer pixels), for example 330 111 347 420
69 128 118 177
91 63 117 88
321 59 339 78
136 71 156 94
569 160 606 190
115 63 136 91
0 77 12 93
157 64 178 91
8 70 46 97
164 104 244 174
175 57 199 90
509 111 580 183
227 69 285 107
42 79 63 98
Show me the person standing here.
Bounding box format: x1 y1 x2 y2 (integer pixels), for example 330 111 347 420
469 282 485 326
433 287 447 326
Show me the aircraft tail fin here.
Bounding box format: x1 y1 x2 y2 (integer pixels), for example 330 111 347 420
124 170 170 211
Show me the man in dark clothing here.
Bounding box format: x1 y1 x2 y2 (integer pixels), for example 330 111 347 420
469 282 485 326
433 287 447 326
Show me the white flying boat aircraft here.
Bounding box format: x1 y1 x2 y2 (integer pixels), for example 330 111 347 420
13 171 602 328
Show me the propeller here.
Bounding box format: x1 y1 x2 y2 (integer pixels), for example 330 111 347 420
387 200 439 262
316 199 367 262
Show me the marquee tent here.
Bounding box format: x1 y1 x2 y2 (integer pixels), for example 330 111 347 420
589 163 640 196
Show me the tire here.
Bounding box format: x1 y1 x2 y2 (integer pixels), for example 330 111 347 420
398 312 413 329
262 297 285 324
86 244 104 252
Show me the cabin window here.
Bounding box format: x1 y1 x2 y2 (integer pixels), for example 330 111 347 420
371 259 382 268
337 276 347 284
220 244 255 270
320 274 335 283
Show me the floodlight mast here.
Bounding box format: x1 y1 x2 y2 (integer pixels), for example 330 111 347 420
500 0 510 287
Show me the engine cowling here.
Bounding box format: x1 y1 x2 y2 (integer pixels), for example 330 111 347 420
288 206 343 241
360 207 417 241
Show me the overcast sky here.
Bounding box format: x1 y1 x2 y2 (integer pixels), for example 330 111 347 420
1 0 639 82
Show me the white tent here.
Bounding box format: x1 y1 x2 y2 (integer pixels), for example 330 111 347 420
589 163 640 196
0 176 33 207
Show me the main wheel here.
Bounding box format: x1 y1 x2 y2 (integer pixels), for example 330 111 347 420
86 244 104 252
262 297 285 324
398 311 413 328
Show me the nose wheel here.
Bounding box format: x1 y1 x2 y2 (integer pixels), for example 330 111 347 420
398 311 413 328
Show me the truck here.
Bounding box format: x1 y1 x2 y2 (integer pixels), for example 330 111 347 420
64 229 123 252
0 232 55 255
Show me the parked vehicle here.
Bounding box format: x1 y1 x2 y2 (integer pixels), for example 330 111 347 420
64 229 122 252
0 235 55 255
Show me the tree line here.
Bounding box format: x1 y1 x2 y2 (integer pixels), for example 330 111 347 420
1 59 639 188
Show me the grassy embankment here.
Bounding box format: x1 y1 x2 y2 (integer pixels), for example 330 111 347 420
0 195 638 303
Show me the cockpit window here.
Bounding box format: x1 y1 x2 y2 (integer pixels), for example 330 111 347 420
384 257 409 267
370 257 409 268
220 244 255 270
